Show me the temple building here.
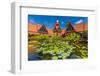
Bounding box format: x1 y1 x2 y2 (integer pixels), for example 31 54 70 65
28 20 87 37
53 20 61 36
38 24 48 34
66 22 75 32
60 22 75 37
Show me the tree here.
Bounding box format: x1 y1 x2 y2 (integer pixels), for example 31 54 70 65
65 32 81 43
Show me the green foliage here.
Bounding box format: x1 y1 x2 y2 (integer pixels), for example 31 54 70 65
64 32 88 59
36 35 75 60
28 31 88 60
73 43 88 58
81 30 88 40
65 32 81 42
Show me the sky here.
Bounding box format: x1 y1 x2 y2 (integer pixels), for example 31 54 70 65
28 15 88 29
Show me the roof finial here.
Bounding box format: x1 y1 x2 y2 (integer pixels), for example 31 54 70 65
56 20 59 23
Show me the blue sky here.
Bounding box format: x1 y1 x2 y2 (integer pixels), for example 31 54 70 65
28 15 88 29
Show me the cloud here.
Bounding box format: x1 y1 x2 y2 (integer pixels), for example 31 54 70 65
29 19 35 24
75 19 83 24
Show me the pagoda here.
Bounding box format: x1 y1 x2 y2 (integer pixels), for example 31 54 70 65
53 20 61 36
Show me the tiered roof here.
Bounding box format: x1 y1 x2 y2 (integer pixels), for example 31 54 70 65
28 21 88 36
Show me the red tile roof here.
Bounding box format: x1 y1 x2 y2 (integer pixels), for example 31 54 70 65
74 23 88 32
28 23 42 33
28 23 88 35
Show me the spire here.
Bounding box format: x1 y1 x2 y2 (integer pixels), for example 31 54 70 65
56 20 59 23
53 20 61 35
